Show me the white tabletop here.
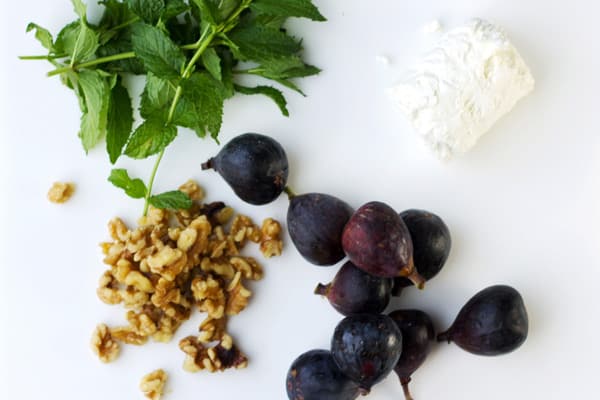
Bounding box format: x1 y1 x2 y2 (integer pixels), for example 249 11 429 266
1 1 599 399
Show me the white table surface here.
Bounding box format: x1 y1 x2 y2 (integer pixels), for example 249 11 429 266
1 1 599 399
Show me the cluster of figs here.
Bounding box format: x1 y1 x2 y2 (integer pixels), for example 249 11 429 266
202 133 529 399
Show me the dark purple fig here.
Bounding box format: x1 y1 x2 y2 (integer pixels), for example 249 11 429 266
201 133 288 205
438 285 528 356
388 310 436 400
341 201 424 288
315 261 392 315
331 314 403 392
393 209 451 295
287 192 354 265
286 349 361 400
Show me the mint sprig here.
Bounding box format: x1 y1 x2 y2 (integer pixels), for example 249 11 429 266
22 0 325 214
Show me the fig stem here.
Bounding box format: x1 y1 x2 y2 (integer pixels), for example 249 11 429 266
406 269 426 290
283 186 297 200
314 283 330 296
437 330 452 343
201 158 214 170
400 377 414 400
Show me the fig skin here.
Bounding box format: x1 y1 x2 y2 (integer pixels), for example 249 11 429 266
202 133 288 205
388 309 436 400
393 209 451 295
438 285 529 356
315 261 392 315
331 314 403 393
341 201 424 288
286 349 361 400
287 193 353 266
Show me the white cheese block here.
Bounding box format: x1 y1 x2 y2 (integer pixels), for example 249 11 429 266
389 19 535 160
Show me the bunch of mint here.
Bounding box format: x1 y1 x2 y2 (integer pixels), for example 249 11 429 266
24 0 324 213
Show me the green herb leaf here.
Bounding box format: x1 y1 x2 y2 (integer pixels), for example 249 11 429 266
108 169 148 198
228 25 301 62
234 84 289 116
253 14 287 30
98 0 138 44
251 0 326 21
139 72 176 120
149 190 192 209
174 72 225 139
26 23 54 51
191 0 218 25
260 56 321 79
71 0 88 20
106 78 134 163
126 0 165 24
97 26 146 74
54 21 99 63
131 23 186 79
124 118 177 159
77 70 110 152
201 47 222 81
162 0 189 20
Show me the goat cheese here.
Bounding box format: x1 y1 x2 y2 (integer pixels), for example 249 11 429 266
389 19 535 160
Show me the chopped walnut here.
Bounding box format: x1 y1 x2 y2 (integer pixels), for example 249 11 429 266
198 317 228 343
260 218 283 258
47 181 75 204
180 335 247 373
140 369 168 400
91 324 120 363
226 272 251 316
179 180 204 201
94 180 282 375
110 326 148 345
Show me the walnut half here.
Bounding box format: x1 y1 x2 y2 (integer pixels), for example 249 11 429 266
140 369 168 400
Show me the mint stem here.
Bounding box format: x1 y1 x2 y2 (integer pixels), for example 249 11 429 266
47 52 136 76
142 149 165 216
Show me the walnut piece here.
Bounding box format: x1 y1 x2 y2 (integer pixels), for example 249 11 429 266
91 324 120 363
94 180 282 375
47 181 75 204
180 335 247 373
140 369 168 400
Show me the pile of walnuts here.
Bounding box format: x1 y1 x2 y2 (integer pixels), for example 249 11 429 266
91 180 283 374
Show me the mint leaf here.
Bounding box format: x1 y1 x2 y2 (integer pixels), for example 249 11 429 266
54 21 98 62
235 84 289 116
174 72 225 139
139 72 176 120
191 0 218 25
97 25 145 74
131 23 186 79
126 0 165 24
72 22 99 63
71 0 88 20
163 0 189 20
108 169 148 198
251 0 326 21
110 170 147 199
260 56 321 78
124 118 177 159
201 48 222 81
77 70 110 152
228 25 301 62
149 190 192 209
26 23 54 51
254 14 287 30
98 0 138 44
106 78 133 163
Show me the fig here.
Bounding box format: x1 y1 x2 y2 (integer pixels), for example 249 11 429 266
388 309 436 400
393 209 451 295
286 349 361 400
331 314 403 392
341 201 424 287
438 285 528 356
287 192 353 265
201 133 288 205
315 261 392 315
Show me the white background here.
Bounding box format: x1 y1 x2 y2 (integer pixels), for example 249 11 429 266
1 0 600 399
